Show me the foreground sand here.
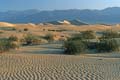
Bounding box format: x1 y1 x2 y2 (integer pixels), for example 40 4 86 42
0 53 120 80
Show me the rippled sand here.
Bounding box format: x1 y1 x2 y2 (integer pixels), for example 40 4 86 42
0 53 120 80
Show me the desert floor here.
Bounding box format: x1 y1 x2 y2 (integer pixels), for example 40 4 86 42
0 22 120 80
0 43 119 80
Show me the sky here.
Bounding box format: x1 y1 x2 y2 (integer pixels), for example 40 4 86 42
1 0 120 11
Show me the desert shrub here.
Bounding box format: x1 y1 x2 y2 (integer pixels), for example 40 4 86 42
24 28 28 31
12 28 16 31
22 34 46 45
0 27 16 31
81 30 96 39
64 40 86 55
68 34 82 41
64 31 95 55
97 30 120 52
43 34 54 42
100 30 120 39
8 36 18 41
68 31 96 41
22 34 36 45
0 39 18 53
97 39 119 52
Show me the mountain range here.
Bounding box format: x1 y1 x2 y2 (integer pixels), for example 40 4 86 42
1 7 120 24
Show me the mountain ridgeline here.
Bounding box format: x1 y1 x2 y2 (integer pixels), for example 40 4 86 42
1 7 120 24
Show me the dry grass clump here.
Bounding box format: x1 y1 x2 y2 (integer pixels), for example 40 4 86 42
100 30 120 39
80 30 96 39
43 33 54 42
8 35 18 42
21 34 48 45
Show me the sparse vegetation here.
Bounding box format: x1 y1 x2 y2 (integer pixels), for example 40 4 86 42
81 30 96 39
64 30 120 55
8 36 18 42
68 30 96 41
0 27 16 31
97 30 120 52
0 38 18 53
43 33 54 42
21 34 47 45
100 30 120 39
97 39 120 52
21 34 36 45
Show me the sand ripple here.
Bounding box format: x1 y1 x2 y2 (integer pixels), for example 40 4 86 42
0 54 119 80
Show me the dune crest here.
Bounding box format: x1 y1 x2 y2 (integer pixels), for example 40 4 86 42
0 22 15 27
58 20 71 25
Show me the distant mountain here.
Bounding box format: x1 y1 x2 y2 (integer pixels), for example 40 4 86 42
1 7 120 24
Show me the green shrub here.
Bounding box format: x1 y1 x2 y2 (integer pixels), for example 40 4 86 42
8 36 18 41
97 30 120 52
22 34 44 45
0 39 18 53
100 30 120 39
64 40 86 55
81 30 96 39
43 34 54 42
12 28 16 31
97 39 119 52
64 31 96 55
68 34 82 41
68 31 96 41
0 27 16 31
22 34 35 45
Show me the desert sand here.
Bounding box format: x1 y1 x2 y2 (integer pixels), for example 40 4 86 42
0 22 15 27
0 53 120 80
0 22 119 39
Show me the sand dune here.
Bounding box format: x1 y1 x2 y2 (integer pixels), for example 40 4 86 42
0 53 119 80
58 20 71 25
0 22 15 27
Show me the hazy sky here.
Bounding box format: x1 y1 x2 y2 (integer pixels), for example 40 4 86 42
1 0 120 11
